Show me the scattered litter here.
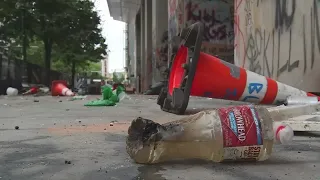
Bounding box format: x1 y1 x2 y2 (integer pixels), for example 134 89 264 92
14 126 19 130
64 160 71 164
52 80 74 96
84 86 126 107
70 95 87 101
6 87 18 96
22 87 39 95
22 85 50 96
39 87 49 93
126 105 295 164
285 96 318 106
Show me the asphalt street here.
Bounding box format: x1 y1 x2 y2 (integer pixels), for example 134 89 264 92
0 95 319 180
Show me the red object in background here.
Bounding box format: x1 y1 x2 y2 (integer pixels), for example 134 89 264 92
30 87 39 94
113 84 119 91
51 80 74 96
168 45 319 105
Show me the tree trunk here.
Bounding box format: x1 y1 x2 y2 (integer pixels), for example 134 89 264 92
44 39 52 86
71 60 76 89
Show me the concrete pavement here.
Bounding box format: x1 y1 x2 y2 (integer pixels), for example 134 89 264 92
0 95 319 180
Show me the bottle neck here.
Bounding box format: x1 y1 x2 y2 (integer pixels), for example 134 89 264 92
275 125 286 142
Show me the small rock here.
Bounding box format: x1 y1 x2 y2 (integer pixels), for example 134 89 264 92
54 123 56 125
105 170 108 173
78 121 81 123
104 128 106 130
314 165 316 167
59 100 62 102
95 161 98 163
298 151 301 153
15 126 19 130
64 160 71 164
66 109 70 111
109 123 114 126
34 100 39 102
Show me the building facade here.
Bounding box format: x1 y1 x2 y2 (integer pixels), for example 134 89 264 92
101 55 108 77
107 0 320 93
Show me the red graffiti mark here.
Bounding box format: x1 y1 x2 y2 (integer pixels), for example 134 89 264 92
236 0 243 11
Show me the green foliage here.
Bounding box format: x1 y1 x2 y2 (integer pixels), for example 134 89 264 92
0 0 108 85
88 62 101 72
112 72 125 84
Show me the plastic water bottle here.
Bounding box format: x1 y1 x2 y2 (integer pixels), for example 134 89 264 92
6 87 19 96
118 91 126 102
126 105 294 164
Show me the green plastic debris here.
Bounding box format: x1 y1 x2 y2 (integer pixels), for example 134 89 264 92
84 86 125 107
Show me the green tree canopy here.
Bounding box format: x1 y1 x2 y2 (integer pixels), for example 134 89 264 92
0 0 108 86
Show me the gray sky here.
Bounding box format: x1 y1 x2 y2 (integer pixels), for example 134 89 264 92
93 0 126 72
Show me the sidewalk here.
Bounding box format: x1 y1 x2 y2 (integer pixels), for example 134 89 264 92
0 95 319 180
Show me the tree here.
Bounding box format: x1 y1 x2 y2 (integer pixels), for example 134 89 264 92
0 0 107 85
25 0 106 85
54 0 107 87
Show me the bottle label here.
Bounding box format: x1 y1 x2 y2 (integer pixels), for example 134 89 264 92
218 105 263 161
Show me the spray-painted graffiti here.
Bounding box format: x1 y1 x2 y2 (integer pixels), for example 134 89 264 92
183 0 234 62
185 0 234 43
235 0 320 91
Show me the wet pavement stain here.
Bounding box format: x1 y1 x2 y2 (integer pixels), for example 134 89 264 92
132 165 166 180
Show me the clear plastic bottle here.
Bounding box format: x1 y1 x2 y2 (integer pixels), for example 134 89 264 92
126 105 293 164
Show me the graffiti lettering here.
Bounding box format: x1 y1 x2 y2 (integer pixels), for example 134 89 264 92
245 28 273 77
185 1 230 42
236 0 320 91
276 29 299 77
274 0 296 32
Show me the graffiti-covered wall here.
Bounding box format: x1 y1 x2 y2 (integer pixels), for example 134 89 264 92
168 0 234 63
185 0 234 63
235 0 320 92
